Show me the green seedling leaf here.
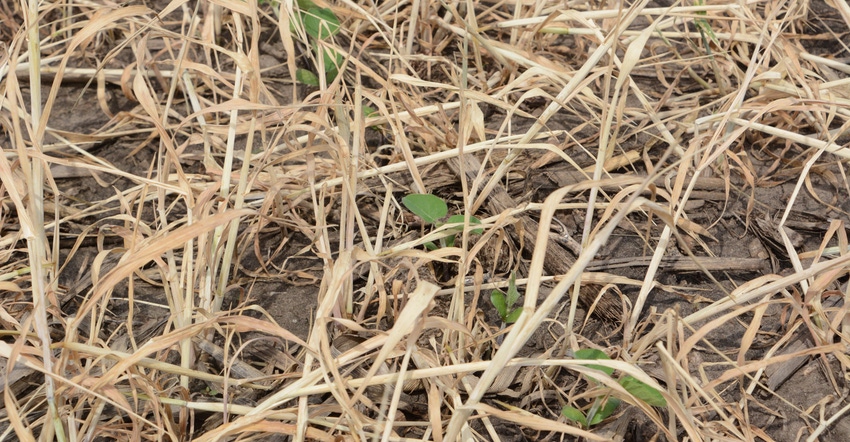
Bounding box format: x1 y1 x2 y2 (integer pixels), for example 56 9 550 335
587 397 621 426
491 288 522 324
311 41 343 81
574 348 614 377
296 69 320 86
504 307 522 324
693 1 719 52
490 272 523 323
443 214 482 247
363 105 378 118
445 235 455 248
302 7 340 39
619 376 667 407
323 54 340 81
403 194 447 224
445 214 483 234
296 0 318 9
561 406 588 427
490 290 508 319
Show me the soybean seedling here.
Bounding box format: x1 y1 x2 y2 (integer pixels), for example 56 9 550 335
490 272 522 324
402 193 482 250
289 0 344 85
561 349 667 428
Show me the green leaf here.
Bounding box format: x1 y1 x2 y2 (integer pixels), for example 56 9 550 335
444 235 455 248
504 307 522 324
296 0 318 10
441 215 482 248
445 214 483 234
505 272 520 307
490 290 508 318
296 69 320 86
323 60 339 81
302 7 340 39
619 376 667 407
311 42 343 80
574 348 614 376
561 406 587 427
445 214 465 225
363 105 378 118
587 397 620 426
574 348 609 360
403 194 447 224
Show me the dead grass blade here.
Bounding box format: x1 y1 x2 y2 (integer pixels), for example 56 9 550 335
3 0 850 439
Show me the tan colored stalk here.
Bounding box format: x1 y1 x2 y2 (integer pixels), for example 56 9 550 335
20 0 65 439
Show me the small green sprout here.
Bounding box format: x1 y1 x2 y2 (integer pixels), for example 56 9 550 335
694 0 720 50
288 0 343 85
402 193 482 250
363 104 378 118
362 104 384 131
490 272 522 324
562 349 667 428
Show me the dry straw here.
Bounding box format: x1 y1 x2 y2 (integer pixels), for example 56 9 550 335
1 0 850 440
